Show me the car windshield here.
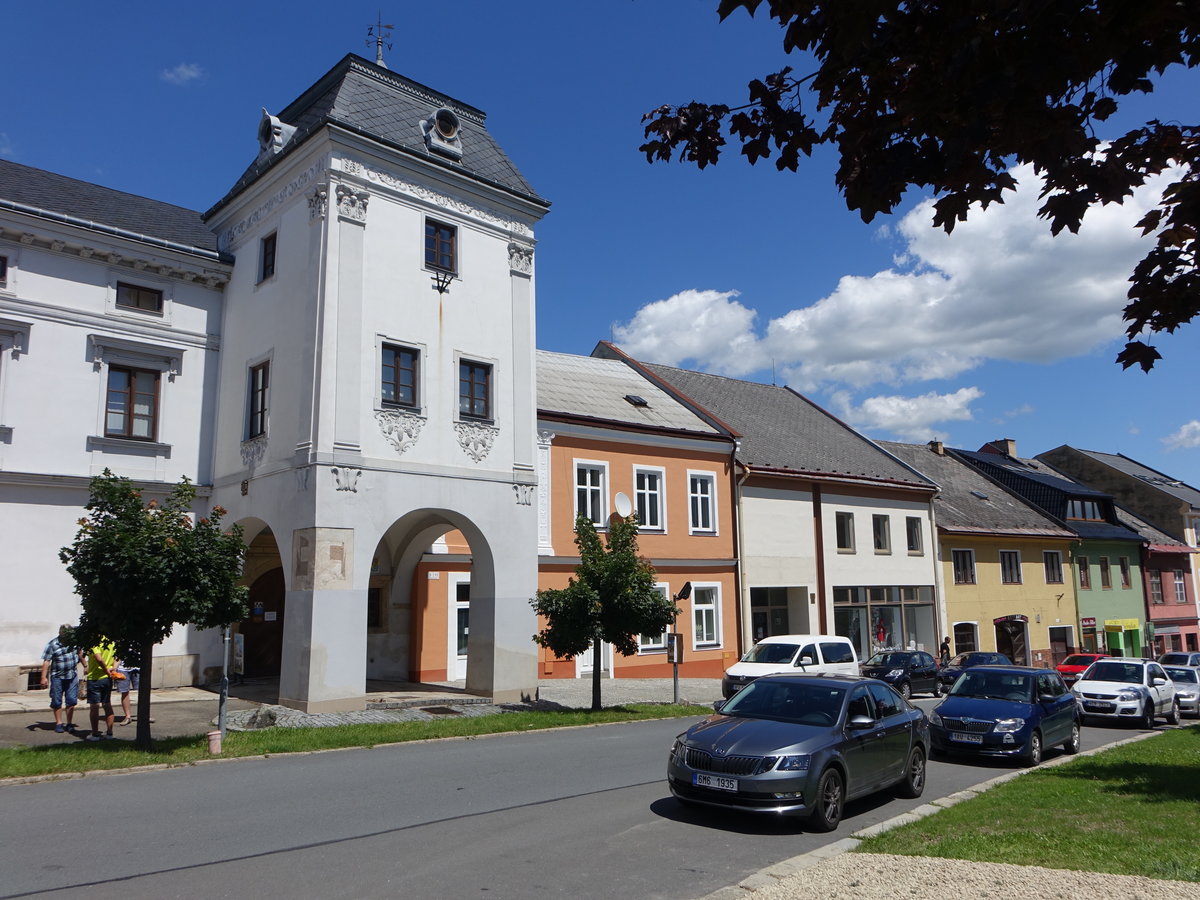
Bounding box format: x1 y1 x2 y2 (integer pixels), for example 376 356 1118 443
721 680 847 726
866 652 910 667
1085 661 1144 684
949 653 1003 667
1061 654 1099 666
950 670 1033 702
741 643 798 664
1165 667 1198 683
1161 654 1193 665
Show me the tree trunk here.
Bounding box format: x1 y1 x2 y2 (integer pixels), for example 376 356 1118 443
134 640 154 750
591 636 602 711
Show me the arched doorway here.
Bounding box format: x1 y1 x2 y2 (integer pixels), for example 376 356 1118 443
241 567 285 676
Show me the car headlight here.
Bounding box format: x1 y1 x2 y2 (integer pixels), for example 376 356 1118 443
1177 691 1197 700
775 754 811 772
887 668 904 678
670 739 686 763
994 717 1026 733
928 711 942 726
1117 690 1141 702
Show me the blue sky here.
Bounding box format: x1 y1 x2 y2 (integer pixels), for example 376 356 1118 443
6 1 1199 487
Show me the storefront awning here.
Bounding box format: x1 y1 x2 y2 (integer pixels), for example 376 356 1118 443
1103 618 1141 633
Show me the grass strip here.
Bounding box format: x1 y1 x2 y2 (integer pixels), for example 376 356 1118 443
857 724 1200 882
0 703 709 780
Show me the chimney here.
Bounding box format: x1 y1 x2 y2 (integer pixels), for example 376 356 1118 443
928 440 945 456
982 438 1018 457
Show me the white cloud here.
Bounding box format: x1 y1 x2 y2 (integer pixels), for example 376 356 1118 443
1163 421 1200 451
0 133 13 158
161 63 203 85
993 403 1034 425
614 162 1171 391
830 386 983 442
611 289 764 377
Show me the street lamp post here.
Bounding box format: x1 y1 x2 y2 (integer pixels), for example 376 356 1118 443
670 582 692 704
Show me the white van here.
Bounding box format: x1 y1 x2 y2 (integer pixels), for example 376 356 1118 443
721 634 860 698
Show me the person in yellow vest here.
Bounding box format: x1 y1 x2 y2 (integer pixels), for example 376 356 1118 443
84 639 119 741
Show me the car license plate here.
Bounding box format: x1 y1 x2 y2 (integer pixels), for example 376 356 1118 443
950 732 983 744
693 773 738 792
1084 701 1113 711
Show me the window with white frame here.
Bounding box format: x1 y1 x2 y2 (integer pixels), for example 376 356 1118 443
688 472 716 533
1043 551 1064 583
906 516 923 554
835 511 855 552
575 462 607 525
1173 569 1187 602
87 334 181 451
106 366 159 440
692 585 720 649
638 584 670 650
872 514 891 553
1119 556 1132 589
634 466 665 530
1000 550 1022 584
1149 569 1164 603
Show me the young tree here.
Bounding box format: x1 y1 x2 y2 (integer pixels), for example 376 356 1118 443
531 515 679 710
60 470 248 749
641 1 1199 371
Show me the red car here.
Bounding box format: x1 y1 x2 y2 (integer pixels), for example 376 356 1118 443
1056 653 1107 686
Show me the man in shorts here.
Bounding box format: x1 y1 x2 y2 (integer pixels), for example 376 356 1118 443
85 639 118 741
39 625 81 734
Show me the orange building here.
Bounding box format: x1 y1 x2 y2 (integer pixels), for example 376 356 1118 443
410 350 739 684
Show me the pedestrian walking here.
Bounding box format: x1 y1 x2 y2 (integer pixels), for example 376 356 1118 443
115 651 140 726
940 636 952 667
84 639 119 741
39 625 81 734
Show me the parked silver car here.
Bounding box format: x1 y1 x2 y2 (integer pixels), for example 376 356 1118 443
667 673 929 831
1163 665 1200 718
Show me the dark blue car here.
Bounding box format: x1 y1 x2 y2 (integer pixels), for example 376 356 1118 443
928 666 1080 766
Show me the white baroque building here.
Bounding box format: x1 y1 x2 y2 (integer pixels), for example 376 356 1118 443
0 54 549 710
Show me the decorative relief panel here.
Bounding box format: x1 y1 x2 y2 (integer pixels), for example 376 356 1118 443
513 483 534 506
240 434 267 468
375 408 425 455
338 157 534 238
308 186 328 221
454 420 499 463
335 184 370 223
508 243 533 275
332 466 362 492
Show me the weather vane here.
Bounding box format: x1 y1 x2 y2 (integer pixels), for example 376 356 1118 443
367 13 394 69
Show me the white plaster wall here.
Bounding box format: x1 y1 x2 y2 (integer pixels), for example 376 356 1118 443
739 486 818 587
822 492 938 589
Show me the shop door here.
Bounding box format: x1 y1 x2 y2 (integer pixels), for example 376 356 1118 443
995 620 1028 665
447 575 470 681
241 567 285 677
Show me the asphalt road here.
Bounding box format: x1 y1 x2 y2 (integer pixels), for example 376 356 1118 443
0 700 1150 900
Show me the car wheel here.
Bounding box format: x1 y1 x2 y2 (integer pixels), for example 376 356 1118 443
1064 720 1081 754
1166 698 1180 726
932 681 943 698
808 768 844 833
898 681 912 700
1022 730 1042 767
1140 700 1156 730
895 746 926 799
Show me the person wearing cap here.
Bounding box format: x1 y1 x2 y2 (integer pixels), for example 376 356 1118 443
39 625 81 734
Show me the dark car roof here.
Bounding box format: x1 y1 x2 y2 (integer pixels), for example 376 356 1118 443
754 672 871 687
960 665 1047 676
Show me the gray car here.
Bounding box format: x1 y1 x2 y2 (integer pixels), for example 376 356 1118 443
667 673 929 831
1164 665 1200 717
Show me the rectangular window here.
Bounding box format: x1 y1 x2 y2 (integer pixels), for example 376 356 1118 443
259 232 277 282
1150 570 1164 604
1043 551 1064 584
1119 557 1132 589
425 219 457 272
382 344 419 409
953 622 978 654
905 517 923 554
247 361 269 439
1000 550 1022 584
688 473 716 533
1174 569 1187 602
458 360 491 420
634 468 664 530
1099 557 1112 589
1077 557 1091 589
952 549 976 585
116 282 163 314
105 366 159 440
638 585 669 650
575 463 606 525
835 511 855 552
693 585 719 648
1067 499 1103 520
872 514 891 553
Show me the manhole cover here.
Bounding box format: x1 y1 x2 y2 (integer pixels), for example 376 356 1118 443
421 706 463 716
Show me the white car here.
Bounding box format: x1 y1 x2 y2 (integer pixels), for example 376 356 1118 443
1072 658 1179 728
721 634 859 699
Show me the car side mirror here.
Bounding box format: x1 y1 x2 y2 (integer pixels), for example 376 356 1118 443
796 656 815 667
847 715 874 729
1152 677 1168 687
712 700 726 713
1037 691 1056 702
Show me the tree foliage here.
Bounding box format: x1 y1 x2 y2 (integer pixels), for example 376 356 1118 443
641 0 1199 371
60 470 248 748
531 515 678 709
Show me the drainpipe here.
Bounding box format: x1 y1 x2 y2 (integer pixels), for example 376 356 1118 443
813 484 827 633
734 448 750 655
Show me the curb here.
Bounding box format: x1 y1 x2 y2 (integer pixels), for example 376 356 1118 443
695 726 1174 899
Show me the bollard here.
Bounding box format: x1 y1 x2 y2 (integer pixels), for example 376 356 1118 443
206 730 223 754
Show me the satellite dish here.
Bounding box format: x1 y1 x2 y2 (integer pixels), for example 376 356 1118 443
614 492 632 518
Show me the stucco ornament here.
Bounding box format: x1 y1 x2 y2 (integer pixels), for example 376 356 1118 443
513 483 534 505
454 420 499 463
308 186 328 221
332 466 362 492
508 242 533 275
335 184 369 222
375 408 425 454
240 434 267 468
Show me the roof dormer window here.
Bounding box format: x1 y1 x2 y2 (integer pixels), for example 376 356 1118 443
257 109 297 161
422 107 463 160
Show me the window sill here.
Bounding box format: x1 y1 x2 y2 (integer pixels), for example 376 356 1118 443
874 549 892 555
837 548 856 554
87 435 171 456
688 528 718 536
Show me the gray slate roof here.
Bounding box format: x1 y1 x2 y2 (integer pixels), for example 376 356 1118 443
0 158 217 254
537 351 723 436
1068 448 1200 511
209 54 547 218
639 363 932 487
1113 506 1190 550
878 441 1074 538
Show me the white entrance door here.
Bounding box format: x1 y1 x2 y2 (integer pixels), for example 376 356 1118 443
447 573 470 681
576 640 612 678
